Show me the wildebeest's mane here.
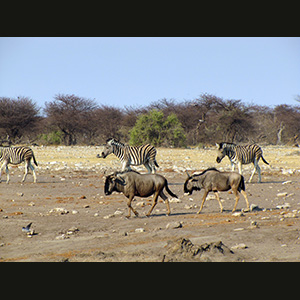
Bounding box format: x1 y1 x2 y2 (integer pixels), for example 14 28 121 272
193 167 219 177
116 169 141 175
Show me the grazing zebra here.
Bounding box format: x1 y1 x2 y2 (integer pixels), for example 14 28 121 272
0 146 38 183
97 138 159 173
216 142 269 183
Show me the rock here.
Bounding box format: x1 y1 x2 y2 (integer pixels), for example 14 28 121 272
276 203 290 209
282 180 292 185
233 227 244 231
55 234 69 240
17 192 24 197
49 207 69 215
282 212 297 218
277 192 288 197
231 243 248 250
103 214 115 219
72 210 79 214
28 202 35 206
169 198 182 203
114 210 123 215
166 221 183 229
163 238 234 262
135 228 145 233
250 204 262 212
232 211 244 217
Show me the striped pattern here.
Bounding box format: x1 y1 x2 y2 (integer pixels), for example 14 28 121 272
0 146 38 183
105 138 159 173
216 142 269 183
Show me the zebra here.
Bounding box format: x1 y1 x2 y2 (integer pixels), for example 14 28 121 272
0 146 38 183
215 142 269 183
97 138 159 173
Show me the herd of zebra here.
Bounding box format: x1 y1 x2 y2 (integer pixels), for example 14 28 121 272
0 137 269 184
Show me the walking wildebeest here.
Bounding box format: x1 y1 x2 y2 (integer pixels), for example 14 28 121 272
184 168 249 214
104 170 178 218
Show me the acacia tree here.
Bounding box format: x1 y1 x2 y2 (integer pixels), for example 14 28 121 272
0 96 40 143
44 94 98 145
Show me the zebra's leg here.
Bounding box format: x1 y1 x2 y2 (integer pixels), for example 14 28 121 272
249 160 259 183
144 162 152 174
29 162 37 183
22 160 29 183
5 165 10 184
237 162 242 175
231 162 235 171
0 161 9 183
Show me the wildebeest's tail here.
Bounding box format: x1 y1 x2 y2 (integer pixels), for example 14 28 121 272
238 175 246 192
165 180 178 198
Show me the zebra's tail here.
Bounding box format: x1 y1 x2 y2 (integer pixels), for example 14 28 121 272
261 156 269 165
32 153 38 166
154 159 159 168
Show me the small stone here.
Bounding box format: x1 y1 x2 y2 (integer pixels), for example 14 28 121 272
17 192 24 197
231 243 248 250
103 214 115 219
232 211 244 217
277 192 288 197
135 228 145 233
72 210 79 214
166 221 183 229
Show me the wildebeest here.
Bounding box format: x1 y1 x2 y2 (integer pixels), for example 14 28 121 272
184 168 249 214
104 170 178 218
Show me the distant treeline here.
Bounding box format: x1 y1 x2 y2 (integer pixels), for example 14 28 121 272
1 93 300 147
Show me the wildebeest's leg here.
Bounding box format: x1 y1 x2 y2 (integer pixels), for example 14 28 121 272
214 191 223 213
241 190 250 210
146 191 160 217
232 188 240 212
158 191 171 216
126 195 139 218
197 190 209 214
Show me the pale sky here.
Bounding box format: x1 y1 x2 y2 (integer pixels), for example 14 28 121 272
0 37 299 109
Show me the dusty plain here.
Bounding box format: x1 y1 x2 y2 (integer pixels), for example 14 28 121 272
1 145 300 262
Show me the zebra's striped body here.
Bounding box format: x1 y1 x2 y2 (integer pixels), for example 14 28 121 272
216 142 269 183
0 146 38 183
98 138 159 173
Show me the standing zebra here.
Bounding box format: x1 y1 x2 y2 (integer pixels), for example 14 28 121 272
216 142 269 183
97 138 159 173
0 146 38 183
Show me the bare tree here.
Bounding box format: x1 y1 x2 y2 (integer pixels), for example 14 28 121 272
0 96 40 143
44 94 98 145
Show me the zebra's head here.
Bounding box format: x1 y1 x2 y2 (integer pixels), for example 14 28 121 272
216 142 236 163
216 142 227 163
97 143 113 159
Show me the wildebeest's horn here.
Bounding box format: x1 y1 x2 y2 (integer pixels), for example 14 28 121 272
185 170 190 177
116 174 126 185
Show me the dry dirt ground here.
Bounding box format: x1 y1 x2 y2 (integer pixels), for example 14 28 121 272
1 145 300 262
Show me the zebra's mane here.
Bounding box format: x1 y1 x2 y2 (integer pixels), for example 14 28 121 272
106 138 125 147
219 142 236 149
